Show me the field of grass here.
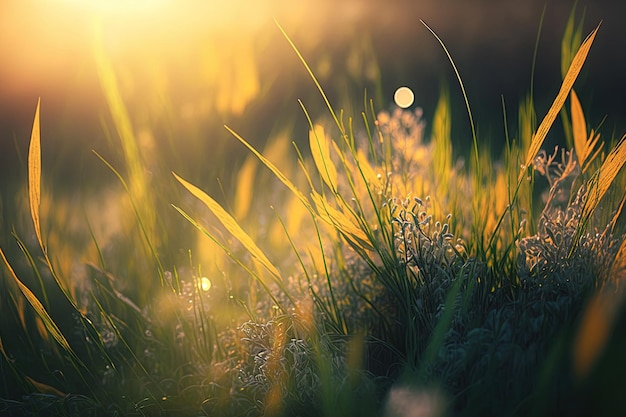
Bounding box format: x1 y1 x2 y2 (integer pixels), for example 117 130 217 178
1 9 625 417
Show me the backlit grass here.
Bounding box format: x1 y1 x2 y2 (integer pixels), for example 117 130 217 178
1 10 625 417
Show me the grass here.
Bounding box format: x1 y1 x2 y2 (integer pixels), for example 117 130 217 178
1 10 626 417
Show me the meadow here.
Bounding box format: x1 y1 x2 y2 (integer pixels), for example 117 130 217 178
1 8 625 417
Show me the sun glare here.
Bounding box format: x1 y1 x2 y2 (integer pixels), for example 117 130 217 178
52 0 169 14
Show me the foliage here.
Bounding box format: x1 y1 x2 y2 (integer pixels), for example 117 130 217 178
1 11 625 417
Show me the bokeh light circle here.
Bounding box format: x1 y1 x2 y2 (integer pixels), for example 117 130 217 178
200 277 212 292
394 86 414 108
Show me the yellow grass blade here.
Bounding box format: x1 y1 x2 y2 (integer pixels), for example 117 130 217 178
93 27 143 183
573 290 615 380
225 125 312 211
571 90 603 173
309 124 338 191
93 24 156 242
574 230 626 380
570 90 587 165
28 98 43 251
25 376 66 397
310 191 371 250
234 155 258 220
432 86 453 186
581 134 626 222
583 130 604 173
173 172 281 279
0 248 76 358
520 24 600 182
355 148 381 190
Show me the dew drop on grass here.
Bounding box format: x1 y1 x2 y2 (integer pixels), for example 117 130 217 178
394 86 415 108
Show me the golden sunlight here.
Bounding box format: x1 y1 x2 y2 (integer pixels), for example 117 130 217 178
1 0 279 116
50 0 169 14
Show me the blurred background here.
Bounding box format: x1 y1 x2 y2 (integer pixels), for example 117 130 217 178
0 0 624 188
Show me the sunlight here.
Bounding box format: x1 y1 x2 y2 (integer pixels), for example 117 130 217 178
51 0 170 14
1 0 275 114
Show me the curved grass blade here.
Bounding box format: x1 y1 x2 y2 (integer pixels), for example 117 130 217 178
275 20 345 139
173 172 281 280
421 20 479 172
0 248 78 362
225 125 312 212
576 134 626 243
171 204 290 310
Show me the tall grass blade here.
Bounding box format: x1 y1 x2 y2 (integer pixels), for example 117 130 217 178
25 101 76 303
529 5 547 105
28 98 43 251
578 135 626 235
310 191 371 250
310 124 339 192
571 89 587 163
225 125 312 211
520 24 599 182
233 155 258 220
93 23 156 245
561 4 585 80
0 248 78 362
171 204 290 310
431 84 453 189
173 172 282 280
275 20 345 138
570 89 603 173
93 27 144 187
421 20 479 172
92 151 166 278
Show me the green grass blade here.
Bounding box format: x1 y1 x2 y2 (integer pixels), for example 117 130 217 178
421 20 479 173
92 150 166 280
275 20 346 139
561 3 585 80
